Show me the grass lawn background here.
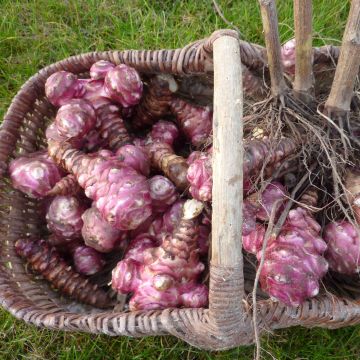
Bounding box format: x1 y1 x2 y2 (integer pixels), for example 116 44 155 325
0 0 358 359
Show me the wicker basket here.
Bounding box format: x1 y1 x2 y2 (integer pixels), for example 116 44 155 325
0 29 356 351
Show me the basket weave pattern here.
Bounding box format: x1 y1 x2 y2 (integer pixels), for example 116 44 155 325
0 29 359 350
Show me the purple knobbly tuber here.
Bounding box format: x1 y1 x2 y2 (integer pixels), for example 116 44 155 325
104 64 143 108
81 206 127 253
281 39 296 76
115 144 150 176
111 199 208 310
49 142 153 231
187 151 202 165
186 139 296 202
90 60 115 80
178 283 209 308
46 195 86 239
124 233 159 263
72 245 105 276
45 122 84 149
242 200 258 236
170 98 212 147
243 223 266 255
147 120 179 146
82 80 133 151
45 71 85 107
324 221 360 274
55 99 96 140
47 174 82 197
162 199 186 234
259 206 328 306
187 152 212 202
145 141 189 191
247 181 288 222
148 175 178 213
9 151 62 198
130 200 185 244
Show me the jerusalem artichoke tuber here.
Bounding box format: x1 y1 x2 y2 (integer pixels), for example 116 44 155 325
132 75 178 130
112 199 208 310
46 195 86 240
15 238 113 308
48 141 153 230
9 151 62 198
170 98 212 147
81 206 127 253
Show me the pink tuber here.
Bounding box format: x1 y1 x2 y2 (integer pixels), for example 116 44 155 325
112 199 208 310
242 200 258 236
90 60 115 80
55 99 96 140
72 245 105 276
187 152 212 202
46 195 86 239
187 151 202 165
247 181 289 222
130 200 185 243
124 233 159 263
49 141 153 231
45 71 85 107
148 175 178 213
324 221 360 274
115 144 150 176
104 64 143 107
187 139 296 202
82 80 133 151
83 129 107 152
281 39 296 76
15 238 112 308
258 206 328 306
9 151 62 198
81 206 127 253
242 223 266 255
46 122 67 143
47 174 82 197
46 64 142 109
147 120 179 146
162 199 186 234
170 98 212 147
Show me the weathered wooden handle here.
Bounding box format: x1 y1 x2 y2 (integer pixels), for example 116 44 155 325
325 0 360 113
212 35 244 280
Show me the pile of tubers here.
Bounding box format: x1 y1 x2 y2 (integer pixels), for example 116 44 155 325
11 61 215 310
9 0 360 311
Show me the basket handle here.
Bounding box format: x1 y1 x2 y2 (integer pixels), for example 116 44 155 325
210 34 245 322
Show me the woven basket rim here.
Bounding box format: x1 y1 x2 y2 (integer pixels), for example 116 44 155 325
0 30 358 350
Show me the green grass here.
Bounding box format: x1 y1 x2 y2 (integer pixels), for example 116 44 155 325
0 0 357 358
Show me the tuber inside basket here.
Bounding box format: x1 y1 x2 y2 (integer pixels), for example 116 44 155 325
4 25 358 316
5 41 360 314
2 10 360 349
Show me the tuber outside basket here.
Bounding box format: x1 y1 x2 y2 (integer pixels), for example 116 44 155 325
0 29 357 351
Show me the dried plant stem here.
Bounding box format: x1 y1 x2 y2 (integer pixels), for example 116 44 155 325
325 0 360 119
293 0 314 103
258 0 287 97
